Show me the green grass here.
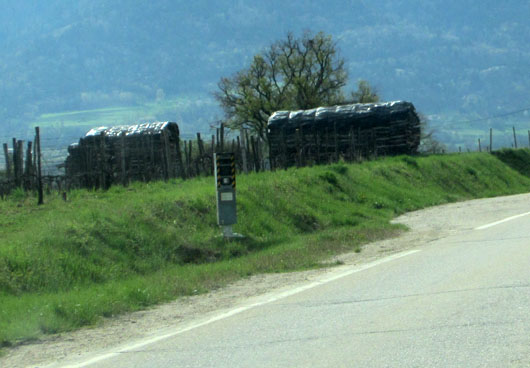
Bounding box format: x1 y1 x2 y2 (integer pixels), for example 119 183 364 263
29 96 215 133
493 148 530 177
1 151 530 348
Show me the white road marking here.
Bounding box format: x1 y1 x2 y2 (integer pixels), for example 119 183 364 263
475 211 530 230
53 249 421 368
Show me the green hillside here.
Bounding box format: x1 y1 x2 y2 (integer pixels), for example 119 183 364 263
1 150 529 348
1 0 529 143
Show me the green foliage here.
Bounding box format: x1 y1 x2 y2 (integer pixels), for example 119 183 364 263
493 148 530 177
1 1 530 141
349 80 380 104
418 113 447 154
0 151 529 347
215 31 349 140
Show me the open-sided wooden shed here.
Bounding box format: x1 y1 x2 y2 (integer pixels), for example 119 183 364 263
267 101 421 167
65 122 182 189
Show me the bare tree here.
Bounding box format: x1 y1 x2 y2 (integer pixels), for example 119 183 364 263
215 31 350 141
418 113 446 154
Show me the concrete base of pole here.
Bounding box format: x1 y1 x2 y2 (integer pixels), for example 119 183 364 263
221 225 245 239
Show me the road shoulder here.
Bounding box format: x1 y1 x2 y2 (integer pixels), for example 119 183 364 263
3 192 529 368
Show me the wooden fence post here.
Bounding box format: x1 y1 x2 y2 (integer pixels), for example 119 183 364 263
325 128 330 163
163 130 171 180
33 138 37 179
280 128 287 169
197 133 206 175
183 140 190 177
148 134 155 180
349 127 354 161
35 127 43 205
175 136 186 179
120 132 128 186
300 127 306 167
315 127 321 164
215 129 220 153
220 123 225 153
333 122 339 162
357 127 362 160
99 132 107 189
256 137 262 172
14 140 24 188
12 138 19 186
513 126 517 149
489 128 493 153
236 135 243 171
295 128 302 167
210 135 215 174
188 140 193 177
372 128 377 158
251 136 260 172
90 138 97 188
478 138 481 152
267 134 273 171
25 141 33 190
3 143 11 181
244 130 251 169
194 151 200 178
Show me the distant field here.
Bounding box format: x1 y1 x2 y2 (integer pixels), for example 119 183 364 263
429 115 530 152
7 96 219 173
29 95 217 138
33 106 146 129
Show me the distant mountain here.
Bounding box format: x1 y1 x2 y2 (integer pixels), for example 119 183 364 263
0 0 529 139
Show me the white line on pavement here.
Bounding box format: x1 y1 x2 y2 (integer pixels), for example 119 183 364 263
53 249 421 368
475 211 530 230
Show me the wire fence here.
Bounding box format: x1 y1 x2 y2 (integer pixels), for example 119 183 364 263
1 124 530 200
0 124 269 198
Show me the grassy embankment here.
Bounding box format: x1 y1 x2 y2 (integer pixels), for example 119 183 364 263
1 150 530 349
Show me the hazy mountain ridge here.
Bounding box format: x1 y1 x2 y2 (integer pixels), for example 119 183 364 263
0 0 529 138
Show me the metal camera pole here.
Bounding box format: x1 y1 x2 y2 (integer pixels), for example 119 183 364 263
214 152 244 239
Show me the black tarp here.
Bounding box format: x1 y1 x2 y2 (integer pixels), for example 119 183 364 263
65 122 180 188
267 101 421 167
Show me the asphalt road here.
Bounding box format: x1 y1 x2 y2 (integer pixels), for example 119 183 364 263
59 199 530 368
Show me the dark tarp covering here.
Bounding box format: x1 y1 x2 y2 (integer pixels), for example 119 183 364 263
268 101 418 131
267 101 421 167
65 122 180 189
